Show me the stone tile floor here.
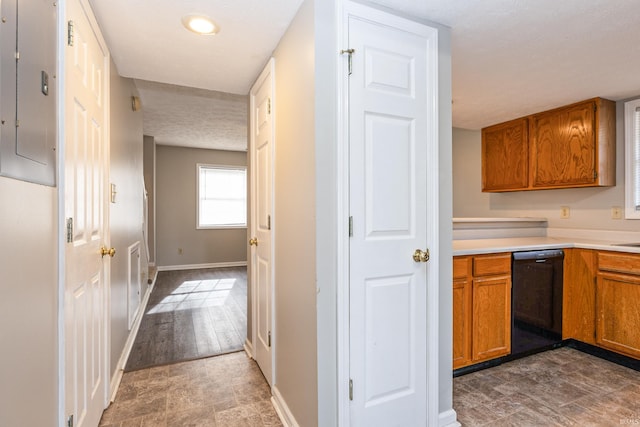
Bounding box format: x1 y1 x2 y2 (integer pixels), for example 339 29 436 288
100 351 282 427
454 347 640 426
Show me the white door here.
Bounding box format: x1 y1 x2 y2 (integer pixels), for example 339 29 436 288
64 0 110 426
249 58 275 386
347 4 439 426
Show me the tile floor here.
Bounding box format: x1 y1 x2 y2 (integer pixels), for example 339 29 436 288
100 351 282 427
454 347 640 426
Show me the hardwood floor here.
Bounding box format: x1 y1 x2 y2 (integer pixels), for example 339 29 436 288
125 267 247 372
454 347 640 426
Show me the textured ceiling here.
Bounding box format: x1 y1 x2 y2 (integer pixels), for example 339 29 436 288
90 0 640 151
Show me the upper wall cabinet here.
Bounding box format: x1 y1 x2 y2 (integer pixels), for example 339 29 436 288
0 0 57 186
482 97 616 192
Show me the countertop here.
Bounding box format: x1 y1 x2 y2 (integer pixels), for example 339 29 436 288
453 236 640 256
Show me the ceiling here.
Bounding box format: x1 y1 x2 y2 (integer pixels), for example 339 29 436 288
89 0 640 151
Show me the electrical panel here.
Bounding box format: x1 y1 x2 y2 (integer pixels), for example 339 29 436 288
0 0 57 186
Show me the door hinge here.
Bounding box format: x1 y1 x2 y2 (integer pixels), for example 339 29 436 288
349 378 354 400
348 216 353 237
67 21 74 46
268 331 271 347
593 170 598 180
340 48 355 76
67 414 74 427
267 214 271 230
268 98 271 115
66 218 74 243
14 51 19 60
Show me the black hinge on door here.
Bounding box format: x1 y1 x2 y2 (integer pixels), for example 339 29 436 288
268 331 271 347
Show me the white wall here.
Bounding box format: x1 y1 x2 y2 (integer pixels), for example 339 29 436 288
453 99 640 231
272 1 318 425
0 177 58 427
109 60 148 375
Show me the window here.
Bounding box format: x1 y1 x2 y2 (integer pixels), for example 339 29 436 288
197 164 247 228
625 98 640 219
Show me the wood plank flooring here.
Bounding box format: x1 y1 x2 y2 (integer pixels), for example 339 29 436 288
125 267 247 372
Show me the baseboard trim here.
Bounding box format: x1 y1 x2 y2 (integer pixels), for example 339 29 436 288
439 408 460 427
244 339 254 359
271 386 299 427
157 261 247 271
108 268 157 402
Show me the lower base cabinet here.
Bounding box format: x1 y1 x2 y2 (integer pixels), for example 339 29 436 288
596 252 640 359
453 253 511 369
564 249 640 360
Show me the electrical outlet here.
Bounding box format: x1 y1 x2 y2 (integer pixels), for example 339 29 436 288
560 206 570 219
178 248 183 255
611 206 623 219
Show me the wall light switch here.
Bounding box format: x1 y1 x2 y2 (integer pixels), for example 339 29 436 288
560 206 570 219
611 206 623 219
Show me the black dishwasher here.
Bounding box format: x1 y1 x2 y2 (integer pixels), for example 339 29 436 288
511 249 564 356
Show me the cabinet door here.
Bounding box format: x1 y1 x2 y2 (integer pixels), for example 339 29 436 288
562 249 596 343
472 275 511 362
531 101 595 188
453 257 471 368
481 118 529 191
596 273 640 359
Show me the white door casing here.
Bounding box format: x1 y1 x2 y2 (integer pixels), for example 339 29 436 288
344 2 440 426
249 58 275 386
64 0 110 426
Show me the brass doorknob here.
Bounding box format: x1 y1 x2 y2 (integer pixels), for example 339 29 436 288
101 246 116 258
413 248 429 263
249 238 258 246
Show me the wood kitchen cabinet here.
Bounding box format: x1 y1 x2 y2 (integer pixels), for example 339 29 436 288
482 97 615 192
481 118 529 191
596 252 640 359
453 253 511 369
452 256 472 369
562 248 597 344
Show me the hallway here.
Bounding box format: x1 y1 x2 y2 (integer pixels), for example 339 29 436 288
99 267 281 425
100 351 281 426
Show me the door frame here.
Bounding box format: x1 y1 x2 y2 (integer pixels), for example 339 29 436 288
249 57 276 386
335 1 441 425
57 0 112 423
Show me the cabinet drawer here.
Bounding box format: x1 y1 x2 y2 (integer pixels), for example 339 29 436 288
453 257 470 280
473 253 511 277
598 251 640 275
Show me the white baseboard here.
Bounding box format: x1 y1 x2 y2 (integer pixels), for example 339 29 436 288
108 269 157 402
244 339 254 359
157 261 247 271
271 386 299 427
439 408 460 427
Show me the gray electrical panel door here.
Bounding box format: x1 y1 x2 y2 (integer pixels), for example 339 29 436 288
0 0 57 186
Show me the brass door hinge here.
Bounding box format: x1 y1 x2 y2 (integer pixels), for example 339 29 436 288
341 49 355 75
67 21 74 46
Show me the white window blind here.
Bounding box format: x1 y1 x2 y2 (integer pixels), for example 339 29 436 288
624 99 640 219
197 165 247 228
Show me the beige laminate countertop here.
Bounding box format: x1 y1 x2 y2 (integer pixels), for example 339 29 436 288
453 236 640 256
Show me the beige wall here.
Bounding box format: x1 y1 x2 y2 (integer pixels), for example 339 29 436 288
453 99 639 230
0 177 57 427
271 0 318 425
155 145 247 267
109 60 148 374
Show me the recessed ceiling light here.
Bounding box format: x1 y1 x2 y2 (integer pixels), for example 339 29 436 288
182 14 219 35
